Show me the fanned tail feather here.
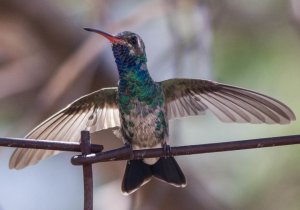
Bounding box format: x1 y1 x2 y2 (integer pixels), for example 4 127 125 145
122 157 186 195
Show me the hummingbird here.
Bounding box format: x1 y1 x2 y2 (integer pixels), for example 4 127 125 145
10 28 296 195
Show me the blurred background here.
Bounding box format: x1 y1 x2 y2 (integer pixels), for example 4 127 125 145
0 0 300 209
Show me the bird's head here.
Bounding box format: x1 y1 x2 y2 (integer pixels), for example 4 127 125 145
84 28 147 67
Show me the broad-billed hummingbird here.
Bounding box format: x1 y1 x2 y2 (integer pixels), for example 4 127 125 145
10 28 296 194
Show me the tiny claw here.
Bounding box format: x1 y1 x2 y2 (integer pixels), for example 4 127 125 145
124 142 132 149
162 143 171 157
124 142 134 159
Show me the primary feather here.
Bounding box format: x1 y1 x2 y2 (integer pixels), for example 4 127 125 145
9 88 120 169
161 79 295 124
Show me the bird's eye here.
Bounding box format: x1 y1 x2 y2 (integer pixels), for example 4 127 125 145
130 36 138 45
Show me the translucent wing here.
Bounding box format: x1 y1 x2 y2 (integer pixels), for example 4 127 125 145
10 87 120 169
161 79 295 124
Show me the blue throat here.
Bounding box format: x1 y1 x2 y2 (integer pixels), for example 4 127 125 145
113 46 155 95
112 45 163 111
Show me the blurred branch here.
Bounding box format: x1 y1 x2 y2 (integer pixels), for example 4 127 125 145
0 0 82 101
163 0 213 79
33 0 168 113
0 54 49 99
289 0 300 33
0 0 81 54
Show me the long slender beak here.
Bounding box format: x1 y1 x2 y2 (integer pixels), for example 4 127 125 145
84 28 124 44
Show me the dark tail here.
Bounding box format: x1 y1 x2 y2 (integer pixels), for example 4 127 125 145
122 157 186 195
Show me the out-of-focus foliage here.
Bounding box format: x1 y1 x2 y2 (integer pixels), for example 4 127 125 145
0 0 299 210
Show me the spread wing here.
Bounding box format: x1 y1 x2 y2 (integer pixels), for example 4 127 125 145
160 79 295 124
10 87 120 169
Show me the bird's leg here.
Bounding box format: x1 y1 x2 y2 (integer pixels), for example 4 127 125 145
124 142 132 150
162 142 171 157
124 141 134 160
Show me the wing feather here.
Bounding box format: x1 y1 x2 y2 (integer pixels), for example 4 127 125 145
161 79 295 124
200 93 237 122
205 92 251 122
10 87 120 169
216 91 266 123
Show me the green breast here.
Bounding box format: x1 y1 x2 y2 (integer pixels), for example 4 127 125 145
118 76 167 146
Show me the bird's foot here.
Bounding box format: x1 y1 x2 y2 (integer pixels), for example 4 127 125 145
124 142 134 160
162 143 171 157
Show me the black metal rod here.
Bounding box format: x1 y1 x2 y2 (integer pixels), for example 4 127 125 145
0 137 103 153
80 131 93 210
71 134 300 165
